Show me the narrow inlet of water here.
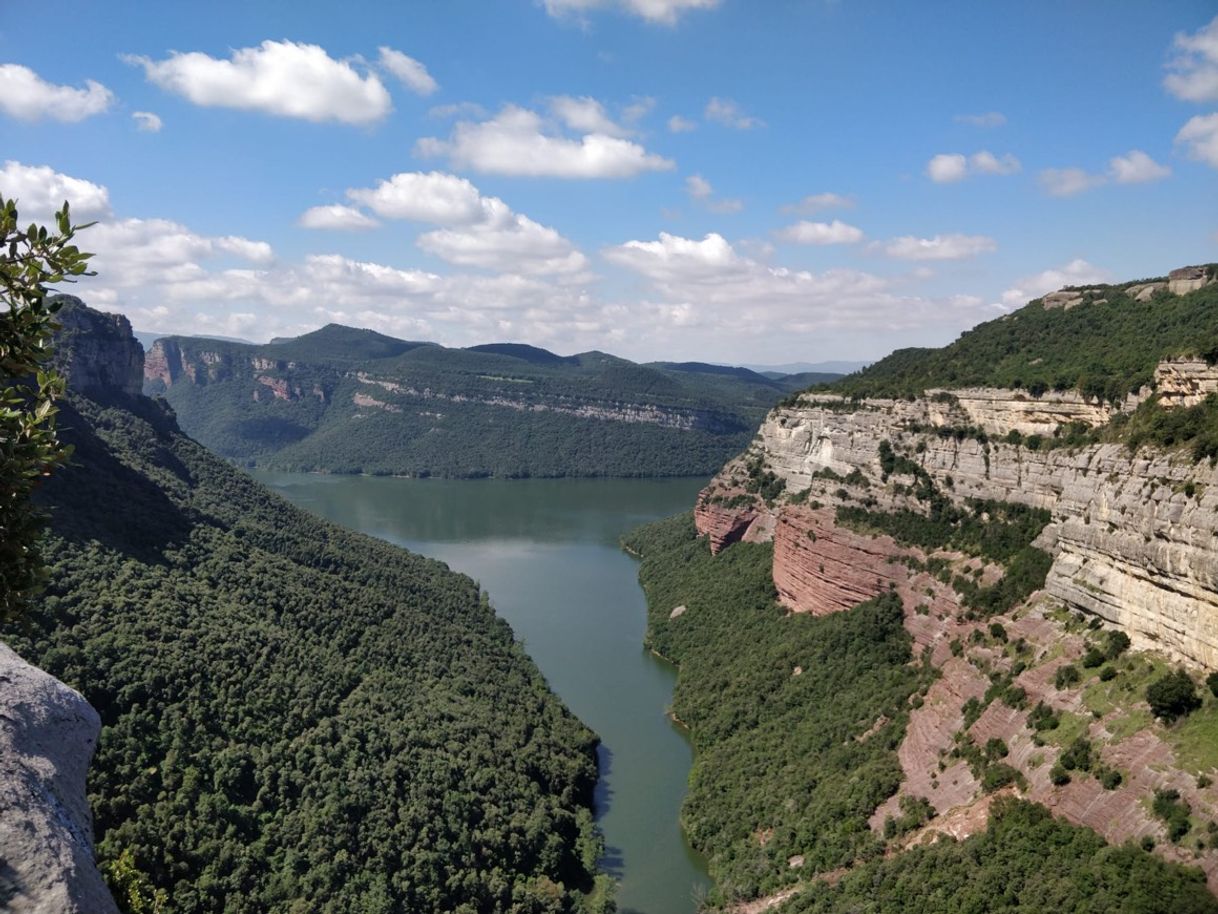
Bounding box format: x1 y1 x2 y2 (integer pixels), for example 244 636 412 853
254 472 711 914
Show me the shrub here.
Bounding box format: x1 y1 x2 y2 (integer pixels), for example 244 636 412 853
1055 664 1081 689
1146 670 1201 722
1099 665 1118 682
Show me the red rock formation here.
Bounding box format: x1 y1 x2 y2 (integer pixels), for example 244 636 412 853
143 339 178 385
256 375 294 401
694 490 759 554
773 507 911 615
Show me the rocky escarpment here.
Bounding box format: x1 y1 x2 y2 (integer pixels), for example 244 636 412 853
49 296 143 398
0 643 118 914
699 372 1218 671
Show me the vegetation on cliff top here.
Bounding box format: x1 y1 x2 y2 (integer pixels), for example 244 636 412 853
8 385 612 914
823 278 1218 402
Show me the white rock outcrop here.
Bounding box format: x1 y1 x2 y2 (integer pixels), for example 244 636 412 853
0 643 118 914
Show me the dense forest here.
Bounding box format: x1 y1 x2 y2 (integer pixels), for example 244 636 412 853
824 276 1218 402
623 514 929 905
142 320 834 478
624 514 1218 912
6 384 613 914
782 798 1218 914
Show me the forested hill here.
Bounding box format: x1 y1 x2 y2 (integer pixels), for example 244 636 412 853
140 317 838 478
7 301 613 913
825 265 1218 402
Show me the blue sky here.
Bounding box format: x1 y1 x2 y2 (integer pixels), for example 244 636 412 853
2 0 1216 363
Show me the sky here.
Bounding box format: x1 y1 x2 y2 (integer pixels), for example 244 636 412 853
1 1 1216 364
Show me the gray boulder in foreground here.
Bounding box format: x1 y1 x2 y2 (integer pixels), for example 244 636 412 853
0 642 118 914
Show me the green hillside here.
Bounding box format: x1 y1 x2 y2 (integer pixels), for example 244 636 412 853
143 324 831 478
826 272 1218 402
8 379 612 912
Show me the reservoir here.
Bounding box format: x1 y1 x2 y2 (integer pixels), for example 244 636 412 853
254 472 712 914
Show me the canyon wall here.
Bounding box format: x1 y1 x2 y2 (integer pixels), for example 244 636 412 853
697 369 1218 670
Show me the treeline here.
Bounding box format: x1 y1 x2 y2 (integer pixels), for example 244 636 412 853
148 325 811 478
622 514 930 905
8 391 612 914
825 279 1218 402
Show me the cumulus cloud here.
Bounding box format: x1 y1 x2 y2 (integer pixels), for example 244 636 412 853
781 192 854 214
1176 113 1218 169
685 174 713 199
543 0 721 26
342 170 588 275
1108 149 1172 183
775 219 864 245
995 258 1107 309
132 111 163 132
683 174 742 213
415 104 674 178
298 204 380 231
0 64 114 122
1164 16 1218 102
926 150 1020 183
880 233 996 261
377 47 438 96
1040 150 1172 195
0 160 112 221
667 114 697 133
1038 166 1106 197
954 112 1007 128
549 95 632 137
347 171 487 223
704 96 763 129
124 40 392 124
600 231 991 358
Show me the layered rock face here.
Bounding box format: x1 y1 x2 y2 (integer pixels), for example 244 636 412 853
0 643 118 914
49 296 143 398
697 373 1218 669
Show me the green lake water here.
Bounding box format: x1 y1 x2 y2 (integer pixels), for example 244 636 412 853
253 472 712 914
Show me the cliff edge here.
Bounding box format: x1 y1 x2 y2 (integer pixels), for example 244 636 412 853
0 643 118 914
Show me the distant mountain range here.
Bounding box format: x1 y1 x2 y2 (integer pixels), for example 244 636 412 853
140 320 843 478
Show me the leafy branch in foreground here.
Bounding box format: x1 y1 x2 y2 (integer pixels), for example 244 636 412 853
0 197 94 623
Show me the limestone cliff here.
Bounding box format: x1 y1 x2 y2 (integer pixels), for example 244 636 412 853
699 370 1218 671
0 643 118 914
49 295 143 398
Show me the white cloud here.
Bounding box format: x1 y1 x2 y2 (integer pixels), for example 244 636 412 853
549 95 631 137
125 40 392 125
1108 149 1171 184
926 150 1020 183
347 171 487 223
416 104 674 178
298 204 381 231
683 174 743 213
1038 166 1106 197
781 192 854 214
543 0 721 26
954 112 1007 128
775 219 864 245
343 170 588 276
0 64 114 122
704 96 763 129
1164 16 1218 102
880 233 996 261
132 111 163 132
622 96 655 123
0 160 112 221
1176 113 1218 169
685 174 713 199
996 258 1107 309
377 47 438 96
87 218 274 281
667 114 697 133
